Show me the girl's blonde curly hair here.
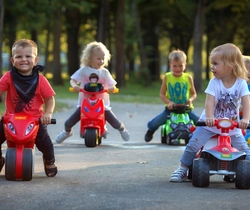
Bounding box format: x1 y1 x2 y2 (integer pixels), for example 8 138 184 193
80 41 111 68
210 43 248 80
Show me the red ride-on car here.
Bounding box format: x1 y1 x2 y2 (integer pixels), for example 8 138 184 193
3 113 56 181
70 83 118 148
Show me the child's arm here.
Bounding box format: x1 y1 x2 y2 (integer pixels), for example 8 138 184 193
187 75 197 106
205 93 215 127
239 95 250 129
160 75 174 109
40 96 55 125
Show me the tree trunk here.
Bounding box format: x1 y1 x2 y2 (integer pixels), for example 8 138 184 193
115 0 125 87
43 23 51 75
193 0 206 92
0 0 4 77
52 10 63 85
97 0 109 44
66 9 81 76
131 0 149 86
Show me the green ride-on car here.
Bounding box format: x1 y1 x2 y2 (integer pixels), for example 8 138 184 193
161 104 195 145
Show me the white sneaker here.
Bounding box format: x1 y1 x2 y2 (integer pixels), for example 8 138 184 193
169 169 187 182
54 130 73 143
120 129 130 141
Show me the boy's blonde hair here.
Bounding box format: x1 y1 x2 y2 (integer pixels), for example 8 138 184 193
168 50 187 63
80 41 111 67
12 39 38 56
210 43 248 80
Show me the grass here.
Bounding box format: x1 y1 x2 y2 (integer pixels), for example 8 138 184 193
0 79 206 114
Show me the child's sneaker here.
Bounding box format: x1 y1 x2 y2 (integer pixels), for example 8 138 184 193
54 130 73 143
169 169 187 182
144 130 154 142
120 129 130 141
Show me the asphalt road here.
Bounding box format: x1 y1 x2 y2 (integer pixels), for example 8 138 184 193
0 101 249 210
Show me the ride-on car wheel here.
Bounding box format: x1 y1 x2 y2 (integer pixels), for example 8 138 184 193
5 148 16 180
22 148 33 181
161 127 167 144
188 164 193 180
85 128 98 147
192 158 210 187
98 136 102 145
235 160 250 189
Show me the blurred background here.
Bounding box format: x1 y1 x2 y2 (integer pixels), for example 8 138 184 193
0 0 250 93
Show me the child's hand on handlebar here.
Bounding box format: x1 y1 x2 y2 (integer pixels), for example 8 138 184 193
239 118 249 129
40 112 52 125
73 86 81 93
186 99 191 106
167 102 175 110
205 118 214 127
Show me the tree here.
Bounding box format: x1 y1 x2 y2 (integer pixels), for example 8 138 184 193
97 0 110 43
131 0 149 86
65 9 81 76
0 0 4 77
193 0 206 92
114 0 125 87
52 9 63 85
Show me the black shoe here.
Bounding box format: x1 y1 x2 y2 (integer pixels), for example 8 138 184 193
145 130 154 142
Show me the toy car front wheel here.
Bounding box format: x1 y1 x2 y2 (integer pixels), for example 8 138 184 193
85 128 98 147
192 158 210 187
5 148 16 180
5 148 34 181
235 160 250 189
22 148 33 181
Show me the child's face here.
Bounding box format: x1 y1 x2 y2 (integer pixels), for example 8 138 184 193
169 60 186 77
90 49 105 69
210 55 231 79
11 46 38 75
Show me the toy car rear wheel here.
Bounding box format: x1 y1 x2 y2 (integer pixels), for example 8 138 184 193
188 164 193 180
85 128 98 147
5 148 16 180
235 160 250 189
161 127 167 144
98 136 102 145
22 148 33 181
192 158 210 187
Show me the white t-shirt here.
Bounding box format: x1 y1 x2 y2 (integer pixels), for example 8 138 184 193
71 66 117 110
199 77 249 135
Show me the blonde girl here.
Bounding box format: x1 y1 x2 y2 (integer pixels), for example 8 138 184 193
170 43 250 182
55 41 130 143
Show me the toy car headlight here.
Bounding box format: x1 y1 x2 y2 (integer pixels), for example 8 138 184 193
7 122 16 134
84 106 90 112
218 119 232 128
170 123 177 129
26 123 34 135
95 107 101 112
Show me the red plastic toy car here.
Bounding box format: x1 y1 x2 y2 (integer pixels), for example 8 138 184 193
3 113 56 181
70 83 118 147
